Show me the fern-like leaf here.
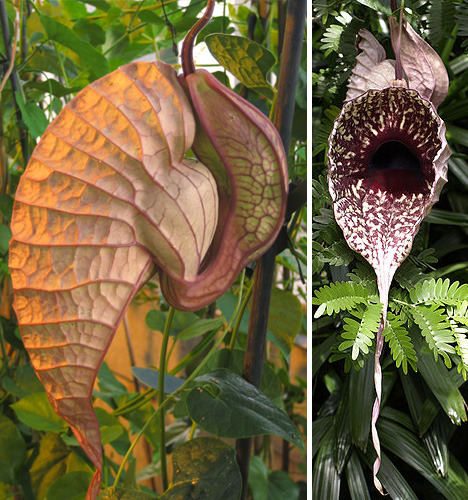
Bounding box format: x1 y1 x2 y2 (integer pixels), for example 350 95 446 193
409 278 468 306
448 319 468 380
448 300 468 327
339 302 383 360
320 24 345 55
383 311 417 374
313 281 376 318
409 304 456 367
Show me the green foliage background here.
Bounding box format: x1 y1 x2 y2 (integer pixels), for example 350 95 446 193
313 0 468 498
0 1 307 499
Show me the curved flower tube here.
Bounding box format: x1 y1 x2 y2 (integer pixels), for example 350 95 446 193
328 13 450 494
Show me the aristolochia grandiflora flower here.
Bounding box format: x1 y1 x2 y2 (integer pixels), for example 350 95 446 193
327 11 450 494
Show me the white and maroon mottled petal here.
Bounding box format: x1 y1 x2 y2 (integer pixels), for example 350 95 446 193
328 87 448 303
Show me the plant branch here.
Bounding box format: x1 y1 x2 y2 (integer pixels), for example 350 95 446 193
236 1 306 498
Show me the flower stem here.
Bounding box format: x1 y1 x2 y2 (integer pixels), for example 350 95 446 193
158 306 175 492
181 0 216 76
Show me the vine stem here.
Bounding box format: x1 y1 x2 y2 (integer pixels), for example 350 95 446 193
159 307 174 492
235 1 306 498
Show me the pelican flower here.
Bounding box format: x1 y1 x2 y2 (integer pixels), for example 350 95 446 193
327 12 450 494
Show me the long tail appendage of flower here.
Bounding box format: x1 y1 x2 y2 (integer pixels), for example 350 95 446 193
371 306 386 495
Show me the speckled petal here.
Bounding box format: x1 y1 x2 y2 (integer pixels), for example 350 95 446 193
328 87 449 303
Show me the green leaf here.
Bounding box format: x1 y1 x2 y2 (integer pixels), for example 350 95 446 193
27 44 79 80
62 0 89 19
412 333 467 425
177 317 224 340
164 438 241 500
345 452 370 500
205 34 276 98
267 287 303 358
95 361 128 407
410 305 456 366
427 0 457 52
45 471 93 500
198 348 284 409
186 369 304 450
15 92 48 140
383 311 417 374
248 456 269 500
131 367 185 393
426 208 468 226
40 14 109 77
95 408 131 456
312 416 333 460
137 10 166 25
313 281 375 318
145 309 198 335
333 382 352 474
2 364 45 398
312 332 338 378
24 79 82 98
339 303 383 359
0 225 12 256
0 415 27 484
11 392 68 432
312 426 341 500
362 448 418 500
30 434 91 500
379 417 468 498
217 292 250 332
348 354 374 450
100 425 123 446
197 17 234 44
409 278 468 305
267 470 300 500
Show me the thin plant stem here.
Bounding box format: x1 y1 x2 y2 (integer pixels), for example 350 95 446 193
158 306 174 492
52 41 70 89
112 388 155 417
228 280 253 352
188 421 197 440
123 314 140 393
114 271 246 489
